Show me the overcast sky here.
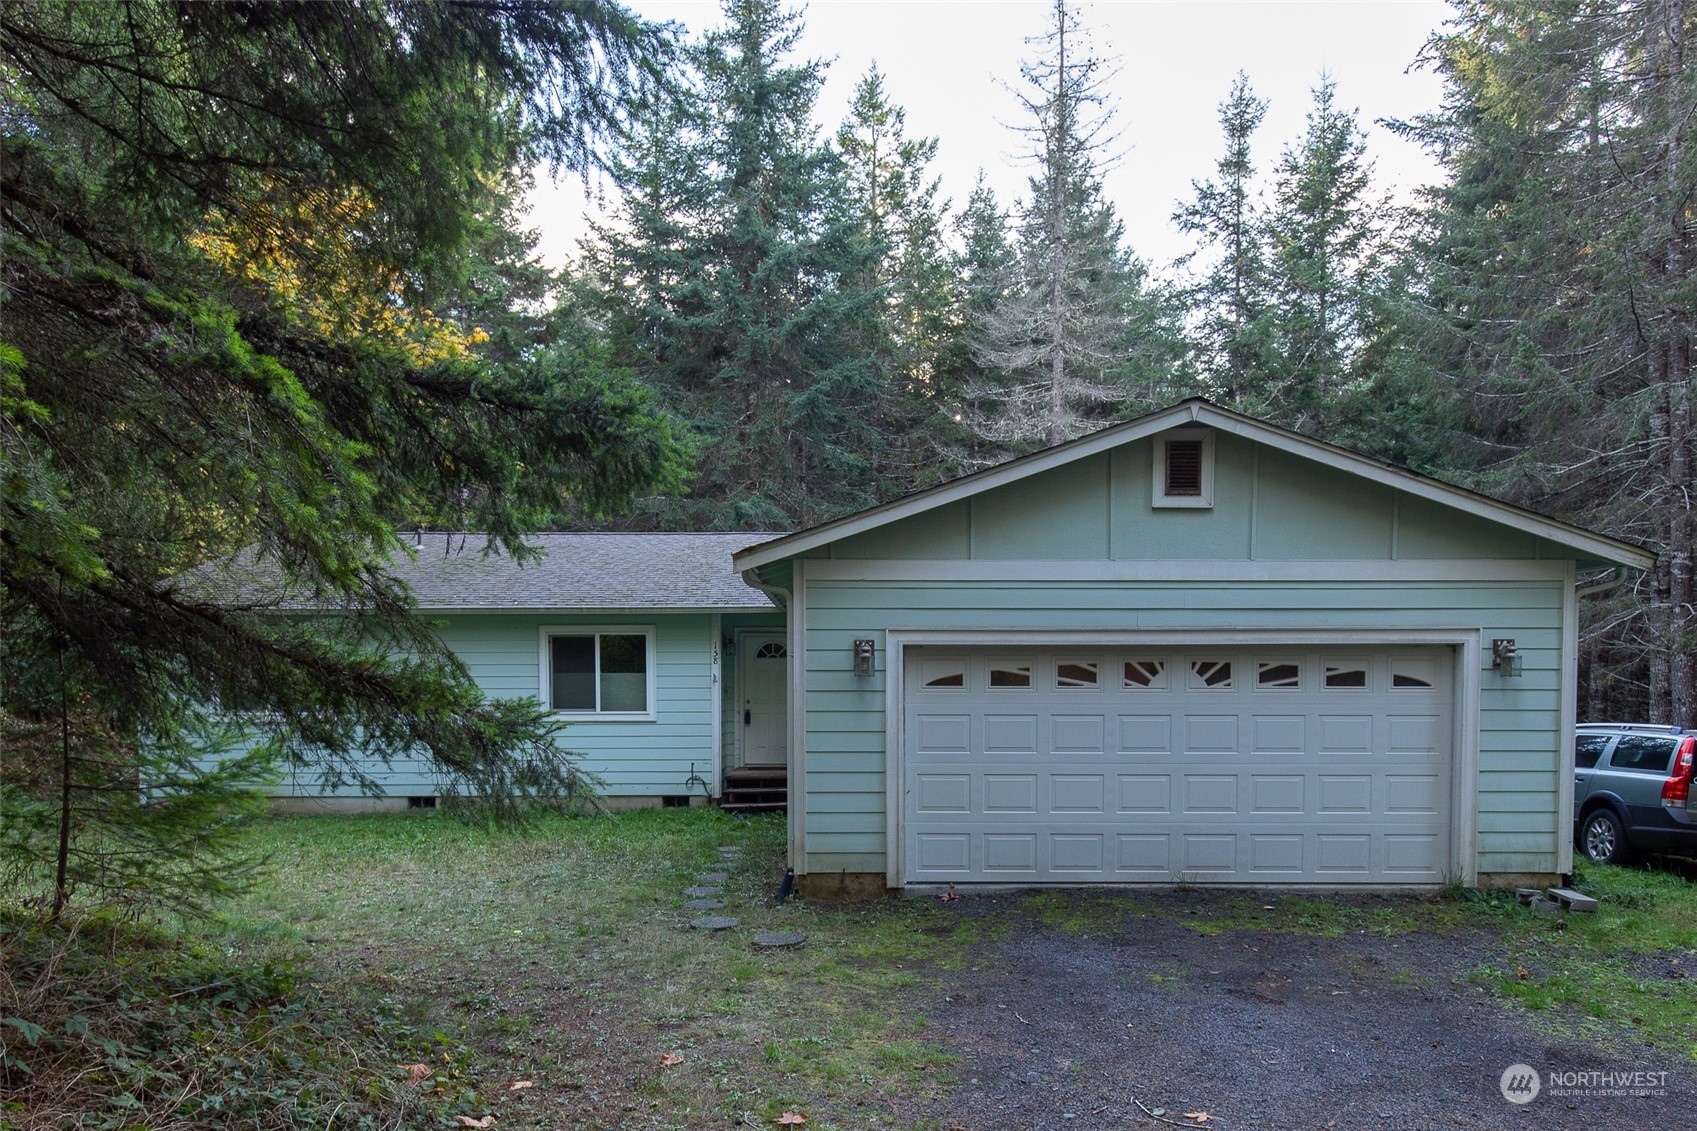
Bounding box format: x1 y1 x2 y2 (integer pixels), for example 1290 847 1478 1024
527 0 1454 272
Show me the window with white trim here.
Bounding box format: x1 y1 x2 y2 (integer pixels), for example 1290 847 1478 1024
1153 427 1215 508
540 626 656 718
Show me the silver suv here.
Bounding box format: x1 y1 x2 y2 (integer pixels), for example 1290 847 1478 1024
1573 723 1697 865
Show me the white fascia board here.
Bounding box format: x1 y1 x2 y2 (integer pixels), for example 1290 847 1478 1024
731 398 1654 574
733 403 1204 570
414 603 773 615
1193 407 1656 572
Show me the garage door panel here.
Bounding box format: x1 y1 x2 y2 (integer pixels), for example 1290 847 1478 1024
1118 774 1171 812
1118 715 1173 751
1253 715 1307 751
914 773 971 813
1250 775 1305 814
984 774 1038 812
1182 774 1238 813
1185 715 1239 751
1051 774 1107 813
1249 834 1305 873
1052 714 1107 751
903 646 1453 885
984 715 1038 751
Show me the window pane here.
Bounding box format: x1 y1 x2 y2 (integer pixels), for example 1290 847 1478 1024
599 634 647 712
1190 660 1232 688
1574 734 1609 769
989 663 1032 688
550 636 595 710
1122 660 1167 689
1325 664 1368 689
1609 736 1677 773
1056 661 1098 688
1257 661 1300 688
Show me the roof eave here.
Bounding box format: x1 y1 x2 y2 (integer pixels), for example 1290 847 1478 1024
732 398 1655 574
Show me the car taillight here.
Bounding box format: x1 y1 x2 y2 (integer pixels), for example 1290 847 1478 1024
1662 737 1696 803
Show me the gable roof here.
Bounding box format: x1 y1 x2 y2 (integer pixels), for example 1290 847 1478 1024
734 399 1654 573
198 532 784 612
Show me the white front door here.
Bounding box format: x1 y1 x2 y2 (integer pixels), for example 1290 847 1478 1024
739 632 789 767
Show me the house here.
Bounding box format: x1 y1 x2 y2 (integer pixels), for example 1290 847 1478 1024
733 399 1653 896
233 398 1651 894
230 532 787 808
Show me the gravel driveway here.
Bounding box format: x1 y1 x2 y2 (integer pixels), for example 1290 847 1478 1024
909 893 1687 1130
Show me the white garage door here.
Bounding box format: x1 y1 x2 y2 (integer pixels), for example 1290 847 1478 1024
902 645 1454 885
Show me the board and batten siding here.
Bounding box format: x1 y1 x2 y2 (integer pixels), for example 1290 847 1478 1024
783 429 1580 884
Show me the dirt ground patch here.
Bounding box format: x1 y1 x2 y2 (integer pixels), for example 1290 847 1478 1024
908 894 1688 1130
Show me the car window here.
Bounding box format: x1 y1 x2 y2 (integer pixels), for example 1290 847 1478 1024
1608 735 1678 774
1575 734 1610 769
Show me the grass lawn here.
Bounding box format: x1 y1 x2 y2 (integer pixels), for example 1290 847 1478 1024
4 809 1695 1129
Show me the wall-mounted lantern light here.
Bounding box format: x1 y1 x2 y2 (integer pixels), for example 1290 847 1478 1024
852 639 876 678
1491 638 1522 678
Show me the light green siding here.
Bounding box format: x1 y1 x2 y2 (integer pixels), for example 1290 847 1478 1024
798 576 1567 880
823 432 1548 565
787 425 1580 883
261 612 741 800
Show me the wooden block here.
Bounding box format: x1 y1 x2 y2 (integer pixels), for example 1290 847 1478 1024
1545 887 1599 912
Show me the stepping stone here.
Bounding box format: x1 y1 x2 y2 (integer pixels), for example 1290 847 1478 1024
684 898 724 910
690 916 740 931
753 931 807 949
716 846 743 858
697 872 729 884
683 886 723 898
1546 887 1598 913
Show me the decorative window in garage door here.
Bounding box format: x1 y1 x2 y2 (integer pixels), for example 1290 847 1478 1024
1325 660 1369 688
920 658 965 689
1055 660 1100 688
1122 659 1168 689
1189 659 1234 688
1391 658 1437 688
989 660 1033 688
1256 660 1301 689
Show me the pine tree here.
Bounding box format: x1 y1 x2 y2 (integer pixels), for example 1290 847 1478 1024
835 66 961 490
1264 76 1382 437
966 0 1177 453
1407 0 1695 725
591 0 887 529
1175 72 1277 407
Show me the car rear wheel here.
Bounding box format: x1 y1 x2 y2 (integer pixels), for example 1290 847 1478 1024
1580 808 1636 866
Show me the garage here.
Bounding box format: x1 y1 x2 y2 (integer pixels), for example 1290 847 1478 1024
734 399 1656 894
902 645 1455 885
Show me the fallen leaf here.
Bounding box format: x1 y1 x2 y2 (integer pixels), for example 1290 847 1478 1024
1517 967 1529 979
1183 1114 1212 1124
508 1080 534 1091
454 1118 496 1129
776 1112 808 1125
401 1063 432 1086
938 891 958 902
658 1052 685 1067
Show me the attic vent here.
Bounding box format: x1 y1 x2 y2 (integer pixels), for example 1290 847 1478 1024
1153 428 1215 508
1165 441 1204 495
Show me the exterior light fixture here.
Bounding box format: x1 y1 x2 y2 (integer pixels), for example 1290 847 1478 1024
1492 638 1522 678
852 638 876 678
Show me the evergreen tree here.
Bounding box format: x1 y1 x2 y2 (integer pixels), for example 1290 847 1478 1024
0 1 683 913
1407 0 1695 725
591 0 886 529
1174 72 1277 407
1264 76 1383 436
835 66 961 490
966 0 1179 453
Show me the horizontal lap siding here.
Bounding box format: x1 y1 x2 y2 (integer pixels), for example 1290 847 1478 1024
799 578 1565 878
443 615 717 796
253 614 718 799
